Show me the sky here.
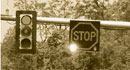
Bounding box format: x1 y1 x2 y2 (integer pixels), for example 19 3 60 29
1 0 15 43
1 0 116 43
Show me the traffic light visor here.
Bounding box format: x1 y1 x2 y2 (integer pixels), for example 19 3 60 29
21 38 31 49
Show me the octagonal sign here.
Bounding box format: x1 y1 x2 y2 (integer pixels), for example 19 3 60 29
70 20 100 51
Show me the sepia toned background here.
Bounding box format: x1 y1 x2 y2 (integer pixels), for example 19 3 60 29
1 0 130 70
1 0 115 42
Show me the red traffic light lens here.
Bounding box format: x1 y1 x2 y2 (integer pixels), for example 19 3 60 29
21 38 31 49
21 26 31 36
21 15 31 25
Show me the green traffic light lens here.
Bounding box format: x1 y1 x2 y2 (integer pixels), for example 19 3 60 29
21 26 31 36
21 15 31 25
21 38 31 48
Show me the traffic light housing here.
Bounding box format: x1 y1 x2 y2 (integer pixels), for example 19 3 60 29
16 11 37 54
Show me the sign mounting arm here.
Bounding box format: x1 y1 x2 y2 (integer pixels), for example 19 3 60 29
1 14 130 29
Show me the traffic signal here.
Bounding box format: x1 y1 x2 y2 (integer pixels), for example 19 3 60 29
16 11 37 54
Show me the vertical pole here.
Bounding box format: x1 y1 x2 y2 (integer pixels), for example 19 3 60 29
6 0 9 15
25 0 27 10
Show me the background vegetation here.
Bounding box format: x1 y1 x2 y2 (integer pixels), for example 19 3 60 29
1 0 130 70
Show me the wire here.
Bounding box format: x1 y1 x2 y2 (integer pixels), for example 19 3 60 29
6 21 15 25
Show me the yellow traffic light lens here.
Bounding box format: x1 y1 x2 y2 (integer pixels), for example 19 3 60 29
21 26 31 36
21 15 31 25
21 38 31 49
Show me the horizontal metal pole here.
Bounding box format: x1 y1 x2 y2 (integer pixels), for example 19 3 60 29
1 15 70 24
1 15 16 21
37 17 70 24
101 21 130 29
1 15 130 29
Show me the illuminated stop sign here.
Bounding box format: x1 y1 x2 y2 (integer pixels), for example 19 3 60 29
70 20 100 51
